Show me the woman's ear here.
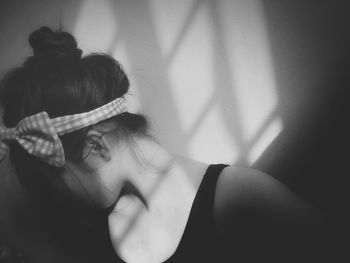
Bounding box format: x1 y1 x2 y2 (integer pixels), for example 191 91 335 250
98 139 112 162
84 133 112 163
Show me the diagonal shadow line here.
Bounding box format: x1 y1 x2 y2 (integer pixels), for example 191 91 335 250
184 92 218 140
109 0 188 153
164 0 207 64
111 171 167 245
233 107 280 165
209 0 248 165
107 0 191 245
244 107 279 151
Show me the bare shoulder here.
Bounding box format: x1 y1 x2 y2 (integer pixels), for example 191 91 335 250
215 166 281 209
214 166 324 236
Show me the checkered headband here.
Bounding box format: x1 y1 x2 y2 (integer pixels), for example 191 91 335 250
0 96 127 167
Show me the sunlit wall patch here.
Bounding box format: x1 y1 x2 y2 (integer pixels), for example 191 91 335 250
188 105 239 165
218 0 279 142
168 2 214 133
148 0 197 57
68 0 282 165
71 0 119 53
247 117 282 165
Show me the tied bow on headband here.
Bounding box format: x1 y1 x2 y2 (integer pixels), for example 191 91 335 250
0 112 65 166
0 97 127 167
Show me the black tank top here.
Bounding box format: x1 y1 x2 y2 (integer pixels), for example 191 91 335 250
94 163 322 263
108 163 230 263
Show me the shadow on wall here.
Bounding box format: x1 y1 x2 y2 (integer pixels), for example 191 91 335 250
97 0 282 167
254 57 350 261
106 0 188 157
254 1 350 260
0 0 84 78
259 0 350 122
256 0 350 221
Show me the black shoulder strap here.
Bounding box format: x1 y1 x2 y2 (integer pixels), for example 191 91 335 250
169 164 229 262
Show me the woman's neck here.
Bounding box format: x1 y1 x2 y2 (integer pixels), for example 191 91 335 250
123 137 175 200
121 137 207 207
108 138 208 263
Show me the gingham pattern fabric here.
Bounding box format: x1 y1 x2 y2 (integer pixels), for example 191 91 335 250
0 97 127 167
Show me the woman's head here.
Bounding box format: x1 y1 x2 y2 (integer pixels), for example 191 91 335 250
0 26 148 211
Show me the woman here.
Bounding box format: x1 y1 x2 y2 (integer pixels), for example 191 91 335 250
0 27 323 263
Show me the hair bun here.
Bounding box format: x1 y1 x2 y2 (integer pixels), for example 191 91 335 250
29 26 82 59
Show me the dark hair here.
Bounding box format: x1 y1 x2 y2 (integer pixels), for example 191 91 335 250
1 26 148 190
0 27 148 261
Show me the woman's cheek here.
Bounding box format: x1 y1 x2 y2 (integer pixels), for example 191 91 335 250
60 165 112 209
95 161 125 205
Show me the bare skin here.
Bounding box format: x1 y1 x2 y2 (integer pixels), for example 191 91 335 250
0 119 324 263
61 122 324 263
108 155 207 263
